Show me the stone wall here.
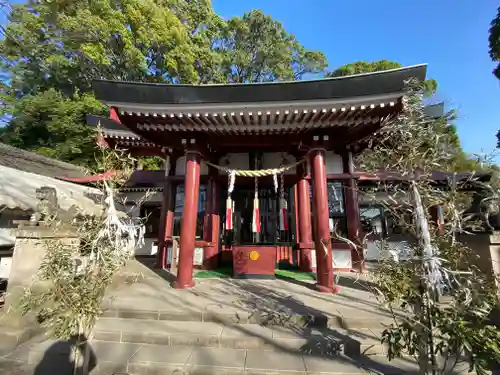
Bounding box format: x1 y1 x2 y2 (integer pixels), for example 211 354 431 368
0 226 78 352
457 233 498 281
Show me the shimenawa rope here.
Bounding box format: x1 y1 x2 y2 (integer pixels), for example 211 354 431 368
203 158 305 177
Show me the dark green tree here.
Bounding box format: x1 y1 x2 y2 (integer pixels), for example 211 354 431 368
326 60 438 94
326 60 492 172
0 2 327 167
489 6 500 80
214 9 327 83
489 7 500 149
0 0 206 166
0 89 104 166
327 59 402 76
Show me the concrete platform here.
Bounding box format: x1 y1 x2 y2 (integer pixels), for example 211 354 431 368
0 260 475 375
93 317 386 356
102 259 399 330
3 340 476 375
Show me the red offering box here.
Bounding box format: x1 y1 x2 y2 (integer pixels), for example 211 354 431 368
232 245 276 279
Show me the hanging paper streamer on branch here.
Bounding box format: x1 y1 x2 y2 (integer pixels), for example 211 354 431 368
226 170 235 231
278 171 288 231
252 177 261 233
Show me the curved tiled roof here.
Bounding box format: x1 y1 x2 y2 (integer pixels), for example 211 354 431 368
0 143 86 179
93 65 427 106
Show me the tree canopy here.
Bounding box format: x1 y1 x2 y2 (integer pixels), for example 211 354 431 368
489 6 500 80
0 2 483 174
326 60 438 95
0 2 326 166
489 7 500 150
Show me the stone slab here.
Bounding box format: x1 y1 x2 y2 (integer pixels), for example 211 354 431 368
103 261 396 329
17 341 482 375
129 344 193 364
0 358 33 375
92 317 386 355
95 317 224 336
187 347 246 368
100 306 388 330
91 341 143 363
245 350 306 372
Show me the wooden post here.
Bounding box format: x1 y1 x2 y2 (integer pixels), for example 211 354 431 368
297 162 314 272
309 149 336 293
342 151 363 271
203 166 220 269
156 153 175 269
173 151 202 289
429 205 445 235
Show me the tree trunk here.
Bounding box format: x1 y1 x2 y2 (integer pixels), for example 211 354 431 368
411 182 438 375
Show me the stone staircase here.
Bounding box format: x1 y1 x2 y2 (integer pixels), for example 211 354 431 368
3 295 419 374
85 307 396 375
0 261 478 374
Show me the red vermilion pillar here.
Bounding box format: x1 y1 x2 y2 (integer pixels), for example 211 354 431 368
343 151 363 272
203 167 220 269
156 182 173 269
173 151 202 289
309 149 336 293
156 154 175 269
297 163 314 272
429 205 445 235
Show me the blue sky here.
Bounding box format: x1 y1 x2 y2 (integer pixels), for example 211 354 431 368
2 0 499 160
212 0 500 160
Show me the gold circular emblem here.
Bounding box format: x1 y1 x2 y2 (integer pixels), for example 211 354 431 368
249 250 260 261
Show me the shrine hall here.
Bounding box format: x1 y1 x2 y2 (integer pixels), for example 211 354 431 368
87 64 428 293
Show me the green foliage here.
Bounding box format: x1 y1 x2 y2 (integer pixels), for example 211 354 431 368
358 83 500 374
327 60 494 171
140 156 164 171
1 0 202 91
18 146 144 342
0 89 105 166
327 59 402 77
326 59 437 96
216 10 327 82
489 7 500 79
0 2 326 167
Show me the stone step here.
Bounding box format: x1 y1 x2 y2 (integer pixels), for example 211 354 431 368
101 306 390 329
93 317 386 357
3 335 480 375
21 341 476 375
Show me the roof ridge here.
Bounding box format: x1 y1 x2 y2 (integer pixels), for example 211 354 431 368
0 142 87 178
93 64 428 88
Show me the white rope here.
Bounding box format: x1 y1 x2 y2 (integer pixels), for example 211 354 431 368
204 158 305 177
273 172 278 193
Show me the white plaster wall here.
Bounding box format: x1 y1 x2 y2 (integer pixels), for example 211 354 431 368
0 209 31 247
0 257 12 279
0 228 14 247
306 152 343 174
175 156 209 176
359 191 411 205
364 240 413 262
116 193 163 256
122 191 163 204
222 153 249 170
262 153 297 174
166 245 204 266
309 248 352 270
135 238 158 256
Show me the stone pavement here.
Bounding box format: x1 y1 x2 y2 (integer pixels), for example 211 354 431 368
0 260 477 374
0 333 474 375
102 259 399 328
